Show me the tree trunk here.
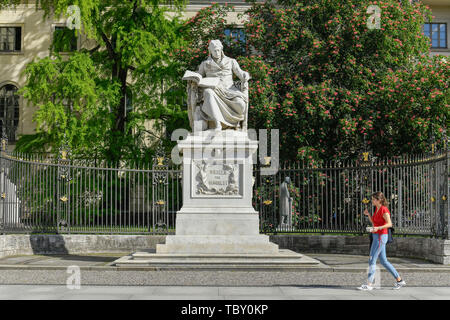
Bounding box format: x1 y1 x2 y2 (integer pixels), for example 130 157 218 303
105 64 128 165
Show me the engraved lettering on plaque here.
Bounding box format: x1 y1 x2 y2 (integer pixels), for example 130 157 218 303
194 160 240 196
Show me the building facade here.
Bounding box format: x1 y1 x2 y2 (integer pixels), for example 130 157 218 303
424 0 450 57
0 0 447 147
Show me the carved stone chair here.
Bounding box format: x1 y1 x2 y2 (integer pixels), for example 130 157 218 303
234 79 249 131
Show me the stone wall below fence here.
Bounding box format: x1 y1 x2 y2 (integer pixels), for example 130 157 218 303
0 234 448 264
269 235 450 265
0 234 166 258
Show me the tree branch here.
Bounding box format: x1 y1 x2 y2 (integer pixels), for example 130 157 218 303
88 44 101 54
100 31 117 63
142 129 163 140
132 0 138 20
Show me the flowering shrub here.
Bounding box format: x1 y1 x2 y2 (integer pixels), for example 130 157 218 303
294 214 323 229
242 0 449 162
260 220 277 233
237 56 278 129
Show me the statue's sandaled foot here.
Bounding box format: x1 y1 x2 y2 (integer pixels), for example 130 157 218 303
214 121 222 131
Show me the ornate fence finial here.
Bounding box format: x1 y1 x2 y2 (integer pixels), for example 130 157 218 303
153 139 167 168
359 135 373 166
429 134 436 155
58 132 72 182
443 127 448 152
58 132 71 161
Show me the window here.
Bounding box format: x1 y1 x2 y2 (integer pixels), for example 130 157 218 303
224 28 246 45
224 27 246 55
0 27 21 52
423 23 447 49
0 84 20 142
53 26 77 52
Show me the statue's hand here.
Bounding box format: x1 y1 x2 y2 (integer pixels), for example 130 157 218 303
243 71 250 82
241 72 250 92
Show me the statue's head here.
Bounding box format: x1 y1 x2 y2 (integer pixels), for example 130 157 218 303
208 40 224 60
285 176 291 184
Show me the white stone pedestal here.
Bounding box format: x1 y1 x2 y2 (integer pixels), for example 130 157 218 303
114 130 319 268
159 130 277 254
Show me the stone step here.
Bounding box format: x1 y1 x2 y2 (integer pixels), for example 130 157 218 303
132 249 302 260
113 249 322 269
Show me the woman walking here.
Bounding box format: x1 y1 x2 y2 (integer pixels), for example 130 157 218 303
358 192 406 291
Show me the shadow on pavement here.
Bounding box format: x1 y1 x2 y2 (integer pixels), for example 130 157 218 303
30 233 69 255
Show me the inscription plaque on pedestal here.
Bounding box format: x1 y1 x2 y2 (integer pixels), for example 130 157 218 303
192 160 242 198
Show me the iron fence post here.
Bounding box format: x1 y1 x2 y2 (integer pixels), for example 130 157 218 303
0 151 2 235
152 142 169 234
56 160 60 234
429 147 436 237
57 135 71 234
0 125 7 234
443 137 449 239
360 148 373 232
443 151 449 239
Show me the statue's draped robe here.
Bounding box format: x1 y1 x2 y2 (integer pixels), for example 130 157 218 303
197 55 248 127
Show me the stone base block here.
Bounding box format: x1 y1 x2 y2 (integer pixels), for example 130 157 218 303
157 234 279 254
175 212 260 236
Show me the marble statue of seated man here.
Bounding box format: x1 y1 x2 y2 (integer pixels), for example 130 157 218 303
184 39 251 132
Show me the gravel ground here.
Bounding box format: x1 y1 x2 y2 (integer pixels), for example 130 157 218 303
1 269 450 286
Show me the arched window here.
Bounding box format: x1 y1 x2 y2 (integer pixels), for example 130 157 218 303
0 84 20 142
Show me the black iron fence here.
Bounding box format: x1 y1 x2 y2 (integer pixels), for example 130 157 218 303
255 151 449 238
0 151 182 235
0 147 448 238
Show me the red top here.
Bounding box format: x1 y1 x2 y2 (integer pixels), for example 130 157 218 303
372 206 390 235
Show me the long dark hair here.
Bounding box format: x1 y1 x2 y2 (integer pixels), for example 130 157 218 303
371 191 388 208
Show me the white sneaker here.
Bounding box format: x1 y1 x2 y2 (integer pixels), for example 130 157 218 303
393 280 406 290
357 284 374 291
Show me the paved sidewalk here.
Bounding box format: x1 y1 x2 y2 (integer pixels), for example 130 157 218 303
0 284 449 300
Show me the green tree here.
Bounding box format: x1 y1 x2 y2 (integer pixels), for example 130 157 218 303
3 0 188 164
16 52 113 158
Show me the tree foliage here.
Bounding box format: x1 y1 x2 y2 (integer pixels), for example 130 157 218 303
18 52 113 158
7 0 188 164
3 0 449 164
